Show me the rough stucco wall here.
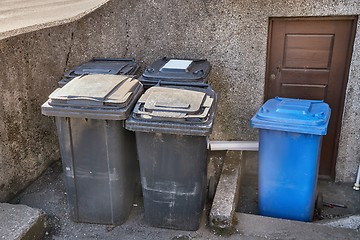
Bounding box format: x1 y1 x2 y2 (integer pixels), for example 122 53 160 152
102 0 359 182
1 0 360 201
123 0 267 141
0 0 134 202
0 2 122 202
336 22 360 182
0 29 66 201
54 0 360 182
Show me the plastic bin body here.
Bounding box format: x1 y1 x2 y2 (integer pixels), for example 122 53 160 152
56 117 137 224
42 75 143 225
135 132 207 230
258 129 322 221
251 97 331 222
126 86 217 230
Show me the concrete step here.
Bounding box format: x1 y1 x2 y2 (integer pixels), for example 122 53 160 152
209 150 242 229
0 0 109 39
0 203 46 240
316 215 360 230
234 213 360 240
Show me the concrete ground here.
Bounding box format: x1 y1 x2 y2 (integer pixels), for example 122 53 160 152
0 0 109 39
9 152 360 239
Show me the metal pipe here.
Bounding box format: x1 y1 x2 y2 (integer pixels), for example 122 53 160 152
209 142 360 191
208 141 259 151
353 164 360 191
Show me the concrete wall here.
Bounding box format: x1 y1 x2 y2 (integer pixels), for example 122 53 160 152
113 0 359 182
1 0 359 201
86 0 360 182
0 27 68 201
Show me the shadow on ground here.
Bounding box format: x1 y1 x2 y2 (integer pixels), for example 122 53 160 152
10 151 360 239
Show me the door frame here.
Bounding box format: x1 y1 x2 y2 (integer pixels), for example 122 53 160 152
264 16 358 179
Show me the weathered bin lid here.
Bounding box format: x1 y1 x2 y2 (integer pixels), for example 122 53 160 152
139 57 211 86
125 86 217 136
135 87 213 120
58 58 139 87
250 97 331 135
42 74 143 120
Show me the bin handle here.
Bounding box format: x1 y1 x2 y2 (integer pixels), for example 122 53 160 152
155 80 210 88
92 57 136 62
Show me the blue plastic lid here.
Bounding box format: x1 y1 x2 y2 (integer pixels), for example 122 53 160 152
250 97 331 135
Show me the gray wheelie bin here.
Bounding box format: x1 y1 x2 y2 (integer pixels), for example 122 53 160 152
125 85 217 230
42 74 143 225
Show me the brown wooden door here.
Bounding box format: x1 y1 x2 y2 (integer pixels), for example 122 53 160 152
265 17 357 179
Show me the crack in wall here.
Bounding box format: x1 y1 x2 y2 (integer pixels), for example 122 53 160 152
124 11 129 56
64 31 74 72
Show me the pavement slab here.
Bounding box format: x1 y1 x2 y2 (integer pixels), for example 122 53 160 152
0 203 46 240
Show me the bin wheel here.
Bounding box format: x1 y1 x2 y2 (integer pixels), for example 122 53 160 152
208 176 216 200
315 192 324 211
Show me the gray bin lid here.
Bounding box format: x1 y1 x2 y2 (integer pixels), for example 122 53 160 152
68 58 138 76
125 86 217 136
42 75 143 120
135 87 213 120
58 58 139 87
139 57 211 85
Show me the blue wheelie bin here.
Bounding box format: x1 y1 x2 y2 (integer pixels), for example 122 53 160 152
250 97 331 221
